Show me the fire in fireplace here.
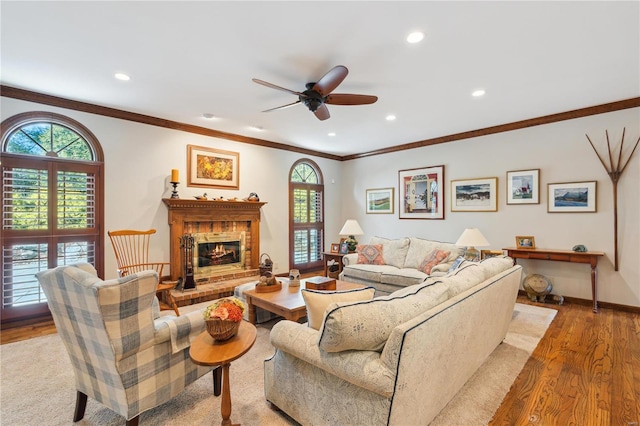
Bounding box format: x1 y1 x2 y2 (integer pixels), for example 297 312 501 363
193 231 246 277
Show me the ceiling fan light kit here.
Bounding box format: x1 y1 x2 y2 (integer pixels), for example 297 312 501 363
253 65 378 121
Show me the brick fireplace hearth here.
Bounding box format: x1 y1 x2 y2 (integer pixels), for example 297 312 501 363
162 198 267 284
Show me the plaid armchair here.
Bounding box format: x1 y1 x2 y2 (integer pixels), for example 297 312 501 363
36 263 221 426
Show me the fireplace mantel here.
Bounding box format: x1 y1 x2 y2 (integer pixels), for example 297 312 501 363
163 198 266 281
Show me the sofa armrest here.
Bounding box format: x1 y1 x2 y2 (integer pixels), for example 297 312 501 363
429 262 453 276
270 320 395 397
342 253 358 266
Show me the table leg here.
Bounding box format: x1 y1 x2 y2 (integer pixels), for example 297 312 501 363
591 264 598 313
220 362 235 426
246 297 257 324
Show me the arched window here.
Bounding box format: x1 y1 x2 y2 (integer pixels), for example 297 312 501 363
289 159 324 273
1 112 104 322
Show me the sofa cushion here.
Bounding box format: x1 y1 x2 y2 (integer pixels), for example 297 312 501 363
341 264 399 283
318 282 449 352
356 244 385 265
369 236 410 268
443 263 486 298
302 287 376 330
419 249 450 274
404 238 463 269
380 268 428 286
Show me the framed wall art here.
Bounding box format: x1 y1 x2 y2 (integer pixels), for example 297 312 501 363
548 181 597 213
516 236 536 249
187 145 239 189
450 177 498 212
366 188 394 214
507 169 540 204
398 165 444 219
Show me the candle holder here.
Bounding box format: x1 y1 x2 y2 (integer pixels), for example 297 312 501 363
170 181 180 199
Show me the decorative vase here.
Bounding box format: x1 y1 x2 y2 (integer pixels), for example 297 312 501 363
289 269 300 287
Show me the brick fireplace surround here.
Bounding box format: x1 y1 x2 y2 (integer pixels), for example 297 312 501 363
162 198 267 307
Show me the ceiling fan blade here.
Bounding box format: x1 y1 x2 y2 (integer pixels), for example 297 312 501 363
325 94 378 105
252 78 305 97
312 65 348 96
262 100 301 112
314 104 330 121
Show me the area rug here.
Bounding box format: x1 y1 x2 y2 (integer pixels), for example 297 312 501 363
0 303 556 426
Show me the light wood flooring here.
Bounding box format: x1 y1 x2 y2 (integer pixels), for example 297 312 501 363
2 286 639 425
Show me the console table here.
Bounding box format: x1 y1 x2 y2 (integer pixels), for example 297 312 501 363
502 247 605 313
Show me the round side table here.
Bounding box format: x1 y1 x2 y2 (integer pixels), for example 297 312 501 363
190 321 257 426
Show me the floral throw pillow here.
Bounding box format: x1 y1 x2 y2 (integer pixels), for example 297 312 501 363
419 249 450 274
356 244 385 265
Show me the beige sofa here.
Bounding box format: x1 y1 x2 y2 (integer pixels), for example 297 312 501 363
264 256 521 426
339 236 466 295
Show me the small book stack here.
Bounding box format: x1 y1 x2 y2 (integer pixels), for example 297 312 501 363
304 276 337 290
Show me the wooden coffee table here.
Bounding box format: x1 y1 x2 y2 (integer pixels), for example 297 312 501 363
190 321 257 426
243 278 367 324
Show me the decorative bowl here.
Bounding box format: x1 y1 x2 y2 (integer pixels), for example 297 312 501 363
206 319 240 341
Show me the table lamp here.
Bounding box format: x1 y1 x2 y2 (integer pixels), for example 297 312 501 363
455 228 489 262
339 219 364 253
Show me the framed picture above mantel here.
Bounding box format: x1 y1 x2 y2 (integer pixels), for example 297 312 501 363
187 145 239 189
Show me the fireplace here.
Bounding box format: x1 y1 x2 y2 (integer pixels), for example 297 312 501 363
163 198 266 283
194 231 245 277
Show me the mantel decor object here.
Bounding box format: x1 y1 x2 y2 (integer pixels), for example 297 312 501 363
170 169 180 199
586 127 639 271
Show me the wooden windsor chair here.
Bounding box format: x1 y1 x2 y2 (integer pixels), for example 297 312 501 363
108 229 180 315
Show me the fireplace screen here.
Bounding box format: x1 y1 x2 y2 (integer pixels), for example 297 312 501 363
193 231 246 276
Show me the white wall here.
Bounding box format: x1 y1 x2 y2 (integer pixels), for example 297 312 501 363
2 97 638 307
340 108 640 307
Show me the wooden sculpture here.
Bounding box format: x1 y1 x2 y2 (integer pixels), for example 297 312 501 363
586 128 639 271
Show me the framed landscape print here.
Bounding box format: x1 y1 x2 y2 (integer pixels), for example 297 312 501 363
398 165 444 219
366 188 394 214
507 169 540 204
548 181 597 212
451 177 498 212
187 145 239 189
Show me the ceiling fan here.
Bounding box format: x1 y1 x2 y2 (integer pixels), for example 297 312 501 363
252 65 378 121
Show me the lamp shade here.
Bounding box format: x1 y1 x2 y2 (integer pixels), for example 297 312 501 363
455 228 490 247
339 220 364 236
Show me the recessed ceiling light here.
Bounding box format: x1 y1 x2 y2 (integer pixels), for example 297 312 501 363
406 31 424 44
114 72 130 81
328 132 336 137
202 113 216 120
386 114 396 121
472 89 486 97
249 125 263 132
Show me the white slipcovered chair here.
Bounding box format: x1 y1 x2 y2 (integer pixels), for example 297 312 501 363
36 262 221 425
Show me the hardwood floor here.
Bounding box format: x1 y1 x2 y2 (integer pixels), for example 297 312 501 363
3 288 639 425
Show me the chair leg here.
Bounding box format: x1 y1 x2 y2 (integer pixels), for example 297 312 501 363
213 367 222 396
126 415 139 426
73 391 87 422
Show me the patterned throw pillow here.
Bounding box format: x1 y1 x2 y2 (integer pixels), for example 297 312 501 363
419 249 450 274
356 244 385 265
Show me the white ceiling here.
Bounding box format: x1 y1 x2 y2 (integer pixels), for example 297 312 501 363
1 1 639 156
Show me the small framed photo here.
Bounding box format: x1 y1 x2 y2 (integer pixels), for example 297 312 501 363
451 177 498 212
330 243 340 253
366 188 394 214
516 236 536 249
548 181 597 213
398 165 445 219
481 249 504 260
187 144 240 189
339 242 349 254
507 169 540 204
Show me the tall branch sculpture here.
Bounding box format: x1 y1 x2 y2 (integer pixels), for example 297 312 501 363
585 128 639 271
